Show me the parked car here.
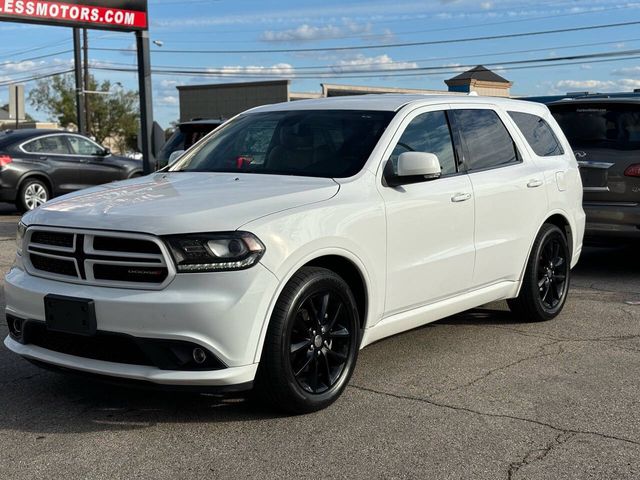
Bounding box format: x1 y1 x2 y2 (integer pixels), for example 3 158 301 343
0 129 143 212
4 95 585 413
546 98 640 241
156 119 224 169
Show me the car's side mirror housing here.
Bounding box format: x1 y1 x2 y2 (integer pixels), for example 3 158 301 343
397 152 441 178
386 152 442 187
168 150 185 165
99 147 111 157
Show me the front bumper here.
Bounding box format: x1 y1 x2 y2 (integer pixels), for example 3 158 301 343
584 202 640 240
4 262 279 386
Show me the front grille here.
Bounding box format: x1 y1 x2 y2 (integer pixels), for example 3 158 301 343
31 230 74 248
93 236 161 254
24 228 173 289
30 254 77 277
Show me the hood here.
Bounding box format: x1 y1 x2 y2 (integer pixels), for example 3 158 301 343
23 172 339 234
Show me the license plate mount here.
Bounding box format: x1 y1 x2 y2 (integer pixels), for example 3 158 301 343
44 294 97 336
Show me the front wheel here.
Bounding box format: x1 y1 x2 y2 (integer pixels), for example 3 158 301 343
508 223 570 322
255 267 360 414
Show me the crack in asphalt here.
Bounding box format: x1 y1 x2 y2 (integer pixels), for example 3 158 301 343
507 431 576 480
430 341 564 398
348 384 640 448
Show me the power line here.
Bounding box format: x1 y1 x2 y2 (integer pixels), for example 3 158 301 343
102 37 640 74
93 19 640 54
87 49 640 79
0 69 73 87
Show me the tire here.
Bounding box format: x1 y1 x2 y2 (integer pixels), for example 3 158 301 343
17 178 50 212
254 267 360 414
508 223 571 322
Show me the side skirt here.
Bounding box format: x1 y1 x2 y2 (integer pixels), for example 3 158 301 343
360 281 519 348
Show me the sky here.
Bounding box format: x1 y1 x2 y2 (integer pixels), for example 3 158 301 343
0 0 639 128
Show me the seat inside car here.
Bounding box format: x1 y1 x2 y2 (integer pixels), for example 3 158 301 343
267 122 332 172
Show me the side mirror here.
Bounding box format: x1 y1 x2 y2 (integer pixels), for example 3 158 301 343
397 152 442 179
168 150 185 165
99 147 111 157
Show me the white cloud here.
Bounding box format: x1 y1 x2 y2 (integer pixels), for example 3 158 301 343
611 66 640 76
555 78 640 92
0 60 44 72
158 95 179 106
160 79 179 88
331 54 418 73
212 63 295 77
260 20 376 42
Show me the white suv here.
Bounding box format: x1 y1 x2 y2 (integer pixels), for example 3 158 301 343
4 95 585 413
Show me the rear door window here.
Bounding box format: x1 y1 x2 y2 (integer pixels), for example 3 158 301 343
22 136 71 155
453 109 519 171
508 111 564 157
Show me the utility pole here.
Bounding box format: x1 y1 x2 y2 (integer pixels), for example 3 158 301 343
136 30 155 174
83 28 90 137
72 28 86 134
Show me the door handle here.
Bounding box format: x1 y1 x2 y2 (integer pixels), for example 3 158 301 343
527 179 543 188
451 192 472 203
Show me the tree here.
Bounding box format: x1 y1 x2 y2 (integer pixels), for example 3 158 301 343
28 73 139 152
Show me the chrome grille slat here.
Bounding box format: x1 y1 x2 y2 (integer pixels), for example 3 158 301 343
24 227 175 290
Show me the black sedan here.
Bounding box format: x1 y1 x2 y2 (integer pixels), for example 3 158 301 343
0 129 143 211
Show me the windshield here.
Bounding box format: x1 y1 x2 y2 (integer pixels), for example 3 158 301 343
169 110 394 178
551 103 640 150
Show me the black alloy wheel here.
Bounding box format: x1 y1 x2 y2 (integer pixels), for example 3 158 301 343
255 267 360 413
289 290 352 394
508 223 571 322
537 233 569 310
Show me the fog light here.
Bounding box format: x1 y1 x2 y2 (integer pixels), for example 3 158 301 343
7 316 24 339
192 347 207 364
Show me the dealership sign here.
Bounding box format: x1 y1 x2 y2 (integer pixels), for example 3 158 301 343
0 0 148 31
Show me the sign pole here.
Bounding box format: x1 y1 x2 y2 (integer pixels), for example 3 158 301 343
136 29 155 174
72 28 86 134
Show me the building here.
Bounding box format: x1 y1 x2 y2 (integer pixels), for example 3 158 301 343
444 65 512 97
177 66 510 121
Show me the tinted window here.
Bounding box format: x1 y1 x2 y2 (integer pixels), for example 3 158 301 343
390 111 456 175
171 110 394 178
67 136 103 155
508 111 564 157
454 109 518 171
550 103 640 151
156 123 221 168
23 136 70 155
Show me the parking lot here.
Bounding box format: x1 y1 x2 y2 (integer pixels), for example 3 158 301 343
0 205 638 480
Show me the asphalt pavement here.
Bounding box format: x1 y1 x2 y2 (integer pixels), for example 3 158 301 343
0 202 638 479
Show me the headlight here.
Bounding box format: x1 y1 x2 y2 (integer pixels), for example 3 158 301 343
16 222 26 256
163 232 265 272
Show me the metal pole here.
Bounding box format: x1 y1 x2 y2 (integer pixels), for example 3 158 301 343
72 28 86 134
82 28 90 136
136 30 155 174
14 85 18 130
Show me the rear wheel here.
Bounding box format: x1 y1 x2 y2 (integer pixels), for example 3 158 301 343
508 223 570 322
255 267 360 414
17 179 49 212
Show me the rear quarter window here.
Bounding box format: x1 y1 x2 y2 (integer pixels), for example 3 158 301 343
508 111 564 157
